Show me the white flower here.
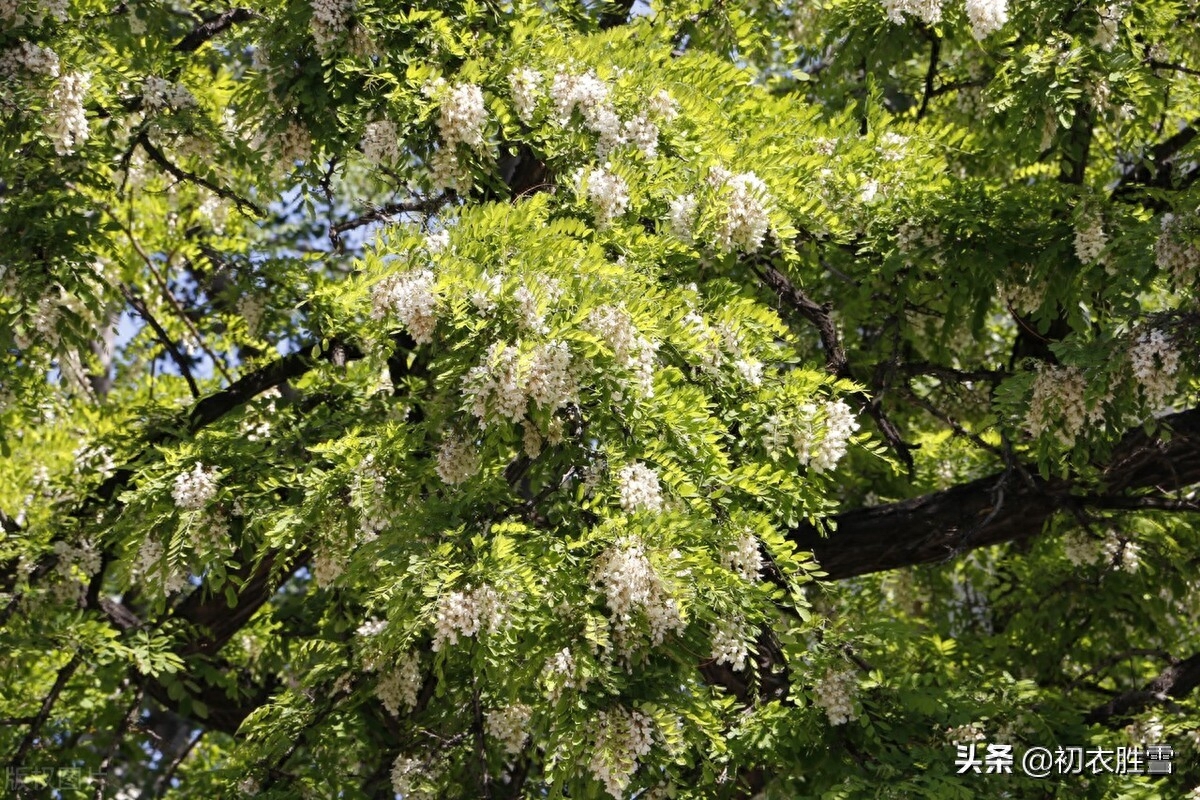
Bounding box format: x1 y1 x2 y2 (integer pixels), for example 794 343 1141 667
276 122 311 170
722 531 763 582
377 651 422 715
0 42 59 78
1129 329 1179 411
237 294 265 337
390 756 425 797
464 342 525 425
1101 531 1140 572
1094 4 1123 50
509 68 542 124
370 269 438 344
356 618 386 637
814 668 857 725
172 463 219 510
1155 214 1200 284
881 0 943 25
588 708 656 799
1024 364 1091 447
470 271 503 313
1074 216 1107 264
592 540 684 646
435 434 479 486
585 305 658 397
428 147 471 192
424 229 450 254
789 400 860 473
438 82 487 150
1063 531 1101 566
711 169 771 253
617 463 663 513
966 0 1007 38
623 112 659 158
485 703 533 755
526 340 577 410
310 0 353 55
312 548 344 588
711 617 752 671
667 194 697 242
360 119 400 166
45 72 90 156
142 76 195 111
580 165 630 225
542 647 579 701
431 584 505 651
647 89 679 121
550 68 610 126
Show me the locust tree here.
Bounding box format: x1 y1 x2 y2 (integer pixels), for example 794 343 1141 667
1 0 1199 797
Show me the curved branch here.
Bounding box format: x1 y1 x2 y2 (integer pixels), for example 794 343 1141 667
792 407 1200 580
1085 652 1200 725
173 8 256 52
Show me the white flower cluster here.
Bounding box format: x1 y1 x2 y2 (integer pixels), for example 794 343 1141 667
1073 216 1107 264
508 68 542 124
1062 531 1100 567
585 305 658 397
431 583 504 651
1024 364 1094 446
428 147 470 192
464 340 577 427
617 462 664 514
782 400 859 473
1094 4 1124 50
813 667 858 725
390 755 429 798
966 0 1008 38
588 708 656 799
238 295 265 338
708 167 772 253
52 538 101 601
312 547 345 588
485 703 532 755
514 279 563 333
1125 716 1164 748
667 194 697 243
435 433 479 486
1129 329 1180 411
1101 531 1140 572
172 463 219 510
276 122 312 170
945 722 987 743
1155 214 1200 284
142 76 195 111
310 0 353 55
578 165 630 226
424 229 450 254
74 443 115 479
0 41 59 77
549 68 674 157
438 82 487 150
370 268 438 344
881 0 943 25
722 530 763 582
710 617 752 672
360 119 400 166
542 646 579 701
352 453 388 538
377 651 422 716
137 538 189 595
593 540 684 646
45 72 90 156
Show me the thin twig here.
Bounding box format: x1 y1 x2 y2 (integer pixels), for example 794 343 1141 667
136 132 263 217
121 284 200 398
9 653 83 777
93 677 146 800
153 728 204 798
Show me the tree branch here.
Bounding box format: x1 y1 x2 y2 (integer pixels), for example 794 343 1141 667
137 132 264 217
173 8 256 52
1085 652 1200 725
791 406 1200 579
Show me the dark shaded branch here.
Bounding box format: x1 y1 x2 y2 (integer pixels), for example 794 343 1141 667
93 677 146 800
329 193 450 246
792 406 1200 579
174 8 256 52
918 34 940 120
1085 652 1200 725
122 284 201 398
137 132 264 217
8 652 83 774
1147 59 1200 78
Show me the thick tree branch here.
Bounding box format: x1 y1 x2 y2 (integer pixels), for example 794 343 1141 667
137 132 264 217
1085 652 1200 725
792 406 1200 579
173 8 256 52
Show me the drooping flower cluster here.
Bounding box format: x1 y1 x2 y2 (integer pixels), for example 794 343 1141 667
579 165 630 225
585 305 658 397
45 72 90 156
1094 4 1124 50
722 530 763 582
52 539 102 602
431 584 505 651
438 83 487 150
1155 214 1200 284
708 167 772 253
275 122 312 170
1024 364 1093 446
813 667 858 725
1129 329 1180 411
1100 531 1140 572
1062 531 1100 567
965 0 1008 38
551 69 621 152
238 294 265 337
137 538 189 595
370 268 438 344
485 703 533 755
593 540 684 646
435 433 479 486
617 462 664 514
0 41 59 78
588 707 656 799
310 0 353 55
464 340 577 426
376 651 422 716
1073 216 1107 264
710 617 753 672
142 76 195 111
424 229 450 254
390 755 429 798
667 194 697 243
172 463 219 510
542 646 579 701
881 0 943 25
360 119 400 166
508 68 542 124
779 400 860 473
